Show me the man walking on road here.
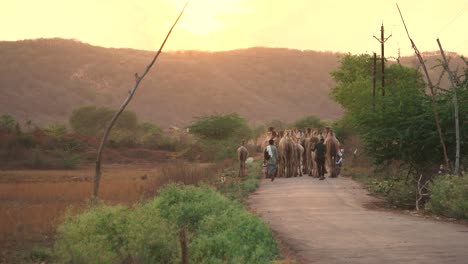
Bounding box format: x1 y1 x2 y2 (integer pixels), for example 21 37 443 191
314 137 327 180
265 139 278 182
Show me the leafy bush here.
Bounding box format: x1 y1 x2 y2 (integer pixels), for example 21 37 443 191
0 114 15 133
54 176 278 263
190 208 279 264
156 184 278 264
54 205 129 264
385 180 415 209
189 113 251 141
125 201 180 263
426 176 468 219
292 115 326 130
69 106 138 137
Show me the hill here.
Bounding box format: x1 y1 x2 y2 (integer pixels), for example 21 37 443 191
0 38 464 127
0 38 343 127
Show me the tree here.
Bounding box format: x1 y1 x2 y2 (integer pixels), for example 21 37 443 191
0 114 16 133
189 113 251 141
70 106 138 137
292 115 326 130
264 119 287 131
331 54 445 174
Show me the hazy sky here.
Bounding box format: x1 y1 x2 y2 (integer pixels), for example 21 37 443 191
1 0 467 56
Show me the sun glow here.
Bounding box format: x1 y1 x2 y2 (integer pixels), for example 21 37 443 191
173 0 249 35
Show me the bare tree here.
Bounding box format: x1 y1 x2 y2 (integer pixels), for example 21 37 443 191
437 38 461 176
396 4 451 172
93 1 190 200
415 174 430 211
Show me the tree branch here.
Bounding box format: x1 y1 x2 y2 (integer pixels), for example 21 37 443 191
93 1 190 201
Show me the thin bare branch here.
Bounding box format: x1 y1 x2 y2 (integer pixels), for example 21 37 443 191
396 3 451 172
93 1 190 200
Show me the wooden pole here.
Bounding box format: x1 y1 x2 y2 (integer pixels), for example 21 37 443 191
396 3 451 171
374 23 392 96
437 38 460 175
93 1 190 200
373 52 377 111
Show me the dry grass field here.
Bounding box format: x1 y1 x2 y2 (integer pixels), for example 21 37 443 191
0 161 223 261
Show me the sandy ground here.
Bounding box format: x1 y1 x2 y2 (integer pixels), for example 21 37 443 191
248 176 468 264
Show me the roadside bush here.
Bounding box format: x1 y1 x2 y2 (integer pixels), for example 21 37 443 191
54 169 278 263
190 207 279 264
156 184 279 264
384 180 415 209
426 176 468 219
125 201 180 263
54 205 129 264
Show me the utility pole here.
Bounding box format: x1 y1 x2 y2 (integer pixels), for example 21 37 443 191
374 22 392 96
373 52 377 111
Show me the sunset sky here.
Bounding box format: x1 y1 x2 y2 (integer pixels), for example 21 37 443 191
1 0 467 57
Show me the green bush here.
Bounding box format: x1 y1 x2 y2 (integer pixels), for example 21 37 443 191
190 208 279 264
125 201 180 263
156 184 278 264
292 115 326 130
53 171 277 263
385 180 415 209
426 175 468 219
54 205 129 264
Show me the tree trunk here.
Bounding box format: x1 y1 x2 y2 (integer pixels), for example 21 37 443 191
179 228 189 264
437 38 460 176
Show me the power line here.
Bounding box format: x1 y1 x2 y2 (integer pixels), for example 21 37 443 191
437 2 468 36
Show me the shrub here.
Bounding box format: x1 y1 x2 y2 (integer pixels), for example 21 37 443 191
0 114 15 133
190 207 279 264
54 205 129 264
125 201 180 263
385 180 415 209
156 184 279 264
426 175 468 219
292 115 326 130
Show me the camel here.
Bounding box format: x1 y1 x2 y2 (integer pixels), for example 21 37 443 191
306 130 320 177
237 142 249 177
278 130 295 177
302 128 312 175
324 129 340 177
295 139 304 176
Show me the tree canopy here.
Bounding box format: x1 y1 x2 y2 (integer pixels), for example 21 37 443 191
331 54 467 173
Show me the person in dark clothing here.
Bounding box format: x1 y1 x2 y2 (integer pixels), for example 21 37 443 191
314 137 327 180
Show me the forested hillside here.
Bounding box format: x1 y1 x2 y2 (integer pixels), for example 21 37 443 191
0 38 463 127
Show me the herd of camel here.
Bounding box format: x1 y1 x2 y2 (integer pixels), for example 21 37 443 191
237 127 341 178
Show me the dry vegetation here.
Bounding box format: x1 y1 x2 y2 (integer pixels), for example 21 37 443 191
0 161 229 261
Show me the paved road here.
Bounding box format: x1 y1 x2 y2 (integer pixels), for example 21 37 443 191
248 176 468 264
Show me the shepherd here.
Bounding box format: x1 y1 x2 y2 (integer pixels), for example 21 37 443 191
264 139 278 182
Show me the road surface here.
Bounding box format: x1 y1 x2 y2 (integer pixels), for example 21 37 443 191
248 176 468 264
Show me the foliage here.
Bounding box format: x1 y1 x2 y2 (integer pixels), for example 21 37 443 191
218 162 261 200
124 201 180 263
69 106 138 141
0 114 16 133
54 176 279 263
54 205 130 264
292 115 326 130
43 124 68 139
189 113 251 141
331 54 468 174
188 113 252 161
426 175 468 219
265 119 287 131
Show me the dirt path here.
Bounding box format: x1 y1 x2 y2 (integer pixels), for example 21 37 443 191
248 176 468 264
